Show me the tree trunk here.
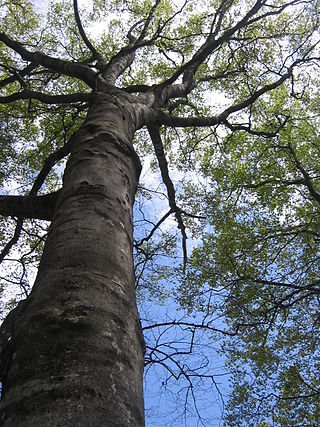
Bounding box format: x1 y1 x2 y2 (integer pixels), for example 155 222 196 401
0 90 145 426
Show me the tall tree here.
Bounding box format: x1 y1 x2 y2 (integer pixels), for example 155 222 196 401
0 0 319 425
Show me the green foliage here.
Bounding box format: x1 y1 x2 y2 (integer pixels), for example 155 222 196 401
175 62 320 423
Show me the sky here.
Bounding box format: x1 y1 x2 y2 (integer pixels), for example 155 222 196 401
134 159 230 426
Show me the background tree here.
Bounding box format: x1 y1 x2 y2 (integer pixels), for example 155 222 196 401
0 0 319 426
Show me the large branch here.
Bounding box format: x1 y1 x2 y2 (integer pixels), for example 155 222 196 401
0 89 90 105
101 49 137 85
157 0 267 95
101 0 187 85
73 0 104 66
147 124 188 270
0 32 98 88
158 66 294 127
157 0 310 103
0 192 59 221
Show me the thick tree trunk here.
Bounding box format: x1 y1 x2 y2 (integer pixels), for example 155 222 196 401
0 91 145 426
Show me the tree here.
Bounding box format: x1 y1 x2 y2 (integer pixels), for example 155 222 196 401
182 86 320 425
0 0 319 425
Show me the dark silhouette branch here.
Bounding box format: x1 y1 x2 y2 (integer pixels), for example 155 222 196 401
0 63 36 89
223 116 290 138
0 89 90 105
0 32 98 88
287 143 320 205
179 209 206 220
142 320 239 336
73 0 105 66
158 64 296 126
124 84 153 93
0 218 24 264
135 209 173 247
147 124 188 270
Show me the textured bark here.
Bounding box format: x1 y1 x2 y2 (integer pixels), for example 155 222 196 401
0 90 145 426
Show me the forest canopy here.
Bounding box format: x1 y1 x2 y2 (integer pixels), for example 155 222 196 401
0 0 319 425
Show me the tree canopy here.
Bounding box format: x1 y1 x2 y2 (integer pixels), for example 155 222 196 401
0 0 319 425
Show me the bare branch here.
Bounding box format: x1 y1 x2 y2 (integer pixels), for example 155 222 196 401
158 65 295 127
0 64 36 89
73 0 104 66
0 32 98 88
0 218 23 264
147 124 188 270
135 209 173 247
0 89 90 105
142 320 239 336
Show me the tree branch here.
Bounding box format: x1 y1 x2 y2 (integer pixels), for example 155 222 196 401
0 218 23 264
0 32 98 88
158 66 295 127
101 0 189 85
0 89 90 105
135 209 173 247
124 84 152 93
142 320 239 336
0 63 36 89
0 192 60 221
134 0 162 44
223 116 289 138
157 0 267 93
287 143 320 205
0 139 72 263
73 0 104 66
147 124 188 270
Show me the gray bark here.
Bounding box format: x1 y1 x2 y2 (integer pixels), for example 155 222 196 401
0 89 146 426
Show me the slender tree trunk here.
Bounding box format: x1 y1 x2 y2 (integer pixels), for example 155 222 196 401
0 91 145 426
